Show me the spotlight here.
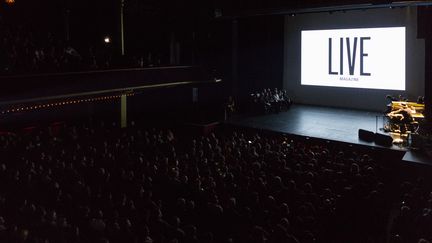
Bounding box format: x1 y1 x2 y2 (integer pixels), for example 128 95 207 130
104 36 111 44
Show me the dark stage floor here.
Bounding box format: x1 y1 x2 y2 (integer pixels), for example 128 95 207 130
226 104 399 148
228 105 394 146
226 104 432 166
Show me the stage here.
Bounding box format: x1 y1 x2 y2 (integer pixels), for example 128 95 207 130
225 104 432 166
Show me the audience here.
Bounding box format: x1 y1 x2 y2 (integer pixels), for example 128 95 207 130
0 119 415 243
0 21 164 76
0 22 86 74
390 179 432 243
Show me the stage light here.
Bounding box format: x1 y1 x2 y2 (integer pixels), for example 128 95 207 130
5 0 15 5
104 36 111 44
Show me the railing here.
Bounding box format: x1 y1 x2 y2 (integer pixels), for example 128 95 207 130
0 66 217 104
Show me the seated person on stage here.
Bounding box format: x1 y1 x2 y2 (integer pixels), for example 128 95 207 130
281 90 292 110
271 88 281 113
385 95 396 113
262 91 272 113
398 94 408 102
386 95 398 102
417 96 425 104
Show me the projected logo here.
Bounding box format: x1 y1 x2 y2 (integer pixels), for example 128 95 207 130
328 37 371 78
301 27 405 90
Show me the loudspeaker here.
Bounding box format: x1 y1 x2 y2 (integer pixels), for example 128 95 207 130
358 129 375 142
374 133 393 147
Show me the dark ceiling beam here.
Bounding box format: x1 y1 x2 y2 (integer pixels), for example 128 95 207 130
217 1 432 19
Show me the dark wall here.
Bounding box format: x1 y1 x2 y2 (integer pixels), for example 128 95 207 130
418 6 432 118
237 15 285 99
207 16 285 107
128 82 226 123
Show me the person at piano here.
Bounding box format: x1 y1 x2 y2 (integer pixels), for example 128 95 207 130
388 103 416 122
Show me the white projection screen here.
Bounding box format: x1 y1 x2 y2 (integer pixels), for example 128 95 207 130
301 27 406 90
283 7 425 111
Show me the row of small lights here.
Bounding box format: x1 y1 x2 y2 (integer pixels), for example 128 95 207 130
1 93 134 115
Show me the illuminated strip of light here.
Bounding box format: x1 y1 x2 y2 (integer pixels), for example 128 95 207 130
0 92 135 115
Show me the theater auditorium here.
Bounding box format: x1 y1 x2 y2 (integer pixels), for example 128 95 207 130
0 0 432 242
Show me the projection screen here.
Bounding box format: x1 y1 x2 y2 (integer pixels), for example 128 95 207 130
301 27 406 90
